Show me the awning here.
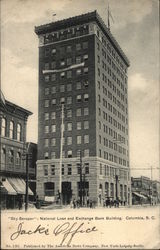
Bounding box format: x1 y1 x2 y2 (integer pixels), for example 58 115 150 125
2 179 17 195
133 192 147 199
8 177 33 196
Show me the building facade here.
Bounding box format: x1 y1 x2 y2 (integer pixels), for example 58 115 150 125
35 11 131 205
131 176 160 205
0 92 35 209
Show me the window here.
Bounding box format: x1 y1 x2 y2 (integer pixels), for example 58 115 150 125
51 74 56 81
45 125 49 133
1 148 6 165
84 107 89 116
1 118 6 137
67 84 72 91
67 110 72 118
76 56 81 64
51 48 56 54
67 122 72 131
67 137 72 145
60 60 65 66
51 86 56 94
100 164 102 175
51 165 55 175
44 165 48 176
83 41 88 49
84 81 89 88
84 135 89 143
77 164 81 174
76 95 82 103
51 124 56 133
62 165 64 175
76 69 81 75
52 99 56 105
84 121 89 129
66 45 72 52
51 112 56 119
44 63 49 70
67 165 72 175
9 150 14 163
60 85 65 92
67 150 72 158
51 151 56 159
44 152 49 159
45 48 50 57
85 163 89 174
60 97 65 104
84 67 88 74
16 152 21 165
45 100 49 108
76 43 81 51
77 122 81 130
76 108 81 116
60 72 65 78
83 54 88 60
9 121 14 139
45 88 49 95
51 138 56 146
17 124 22 141
44 139 49 147
44 182 54 196
67 70 72 79
67 58 72 65
76 82 81 90
84 93 89 102
84 149 89 157
51 61 56 69
77 135 81 144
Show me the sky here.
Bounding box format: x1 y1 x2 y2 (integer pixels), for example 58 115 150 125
1 0 159 180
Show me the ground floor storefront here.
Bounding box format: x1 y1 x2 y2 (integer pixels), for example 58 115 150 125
36 157 131 206
0 176 34 209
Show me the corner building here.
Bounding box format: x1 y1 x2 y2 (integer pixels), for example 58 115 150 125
35 11 131 205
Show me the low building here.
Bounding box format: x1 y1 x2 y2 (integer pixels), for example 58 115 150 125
0 91 35 209
131 176 159 205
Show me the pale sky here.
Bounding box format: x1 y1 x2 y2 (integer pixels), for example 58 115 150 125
1 0 159 180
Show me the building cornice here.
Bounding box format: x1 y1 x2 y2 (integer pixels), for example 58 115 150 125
35 10 130 66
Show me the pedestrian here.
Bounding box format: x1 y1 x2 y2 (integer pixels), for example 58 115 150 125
87 197 90 207
90 199 93 208
18 195 23 210
73 199 76 209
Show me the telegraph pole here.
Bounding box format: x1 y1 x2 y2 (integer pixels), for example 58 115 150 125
79 150 83 207
25 153 29 212
59 104 64 204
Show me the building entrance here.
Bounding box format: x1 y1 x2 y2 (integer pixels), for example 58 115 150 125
62 182 72 205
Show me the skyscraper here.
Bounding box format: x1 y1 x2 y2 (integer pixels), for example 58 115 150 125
35 11 131 205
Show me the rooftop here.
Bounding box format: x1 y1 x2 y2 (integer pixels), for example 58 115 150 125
35 10 130 66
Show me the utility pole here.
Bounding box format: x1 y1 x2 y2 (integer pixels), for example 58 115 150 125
79 150 83 207
25 153 29 212
59 103 64 205
115 174 119 202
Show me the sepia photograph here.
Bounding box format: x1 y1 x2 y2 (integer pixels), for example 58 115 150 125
0 0 159 249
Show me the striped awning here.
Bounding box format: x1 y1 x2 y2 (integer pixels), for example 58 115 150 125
2 179 17 195
8 177 33 196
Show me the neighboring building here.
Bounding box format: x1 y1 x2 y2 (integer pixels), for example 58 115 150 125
0 91 35 209
35 11 131 205
131 176 160 205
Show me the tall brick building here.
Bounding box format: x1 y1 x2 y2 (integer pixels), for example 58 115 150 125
35 11 131 205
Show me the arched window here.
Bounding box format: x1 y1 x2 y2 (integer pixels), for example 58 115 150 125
16 152 21 165
9 150 14 164
9 121 14 139
1 148 6 166
1 118 6 136
17 124 22 141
